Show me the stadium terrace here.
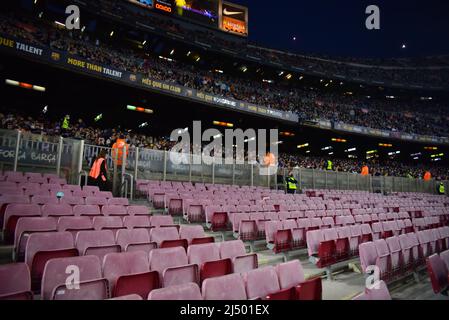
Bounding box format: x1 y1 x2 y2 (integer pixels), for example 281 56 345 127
0 0 449 311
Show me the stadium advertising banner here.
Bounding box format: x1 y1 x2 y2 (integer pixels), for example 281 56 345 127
174 0 220 27
128 0 154 9
219 1 248 36
154 0 174 13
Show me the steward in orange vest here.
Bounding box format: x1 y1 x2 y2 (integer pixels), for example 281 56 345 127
361 165 369 176
423 171 432 181
111 136 129 167
88 150 109 191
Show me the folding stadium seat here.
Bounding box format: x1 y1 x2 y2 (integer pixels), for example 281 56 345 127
0 263 33 300
352 280 391 300
49 178 66 185
41 255 108 300
373 239 392 281
322 217 335 229
372 222 383 240
188 243 231 282
60 196 85 206
396 220 405 235
103 251 159 299
25 231 78 291
83 185 100 194
73 190 95 198
14 217 57 261
152 192 165 209
244 266 281 300
92 216 124 235
219 240 257 273
179 225 214 245
232 212 249 234
265 220 291 253
57 216 93 236
274 260 322 300
386 236 403 276
398 234 415 272
85 196 108 206
108 197 129 206
150 227 186 250
102 205 127 217
0 186 22 196
95 191 113 199
362 214 372 225
349 225 362 255
306 229 325 263
63 185 82 193
3 203 42 244
370 213 379 223
149 246 198 287
278 211 291 221
116 229 156 253
404 219 414 233
381 221 394 239
417 231 432 258
359 242 380 275
75 230 121 261
127 205 149 216
30 195 58 205
202 273 247 300
123 216 151 230
426 254 449 294
0 194 30 226
73 204 101 217
336 226 352 259
150 215 174 228
318 229 340 267
6 174 27 184
148 283 202 300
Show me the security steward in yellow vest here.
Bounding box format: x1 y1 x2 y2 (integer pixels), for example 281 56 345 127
285 173 298 194
88 150 109 191
326 160 333 171
438 182 445 195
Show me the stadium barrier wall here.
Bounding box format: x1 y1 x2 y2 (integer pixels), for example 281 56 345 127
0 129 446 196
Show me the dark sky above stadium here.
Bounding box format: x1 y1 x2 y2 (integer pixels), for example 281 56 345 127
232 0 449 58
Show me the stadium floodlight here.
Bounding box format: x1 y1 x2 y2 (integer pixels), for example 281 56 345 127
170 49 175 55
139 122 149 128
286 74 292 80
142 40 147 45
366 150 377 154
187 51 191 56
54 21 65 27
110 31 114 37
306 150 311 154
278 71 284 76
42 105 48 114
196 57 201 62
213 134 222 139
299 76 304 80
297 143 309 149
244 137 256 143
81 26 86 32
126 105 153 114
345 147 356 153
328 152 334 155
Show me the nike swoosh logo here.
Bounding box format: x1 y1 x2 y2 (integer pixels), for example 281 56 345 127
223 8 243 16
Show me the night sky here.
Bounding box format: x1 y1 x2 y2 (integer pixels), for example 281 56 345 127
231 0 449 58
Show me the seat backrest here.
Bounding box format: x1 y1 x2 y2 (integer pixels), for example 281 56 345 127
149 246 188 274
219 240 246 259
350 225 362 237
30 195 58 205
73 205 100 216
14 217 57 248
127 205 148 216
57 216 92 232
179 225 205 244
150 215 174 227
386 236 401 253
102 205 127 216
0 263 31 296
41 255 102 300
85 197 108 206
187 243 220 265
148 283 202 300
123 216 151 229
374 239 390 257
108 198 129 206
102 251 150 291
426 254 449 293
116 229 151 251
25 232 74 268
60 196 85 206
244 266 280 299
202 273 247 300
275 260 305 289
92 216 123 230
150 227 179 246
440 250 449 271
75 230 116 255
323 228 338 241
42 204 73 217
359 242 378 272
306 229 324 256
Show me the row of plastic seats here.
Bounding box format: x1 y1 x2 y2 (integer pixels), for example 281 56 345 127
0 186 116 199
359 228 449 283
0 171 65 185
0 258 320 301
0 239 257 299
13 215 175 260
2 203 146 244
150 260 322 300
426 250 449 294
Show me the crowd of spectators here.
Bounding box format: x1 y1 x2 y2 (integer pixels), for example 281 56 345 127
2 12 449 138
1 111 448 180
